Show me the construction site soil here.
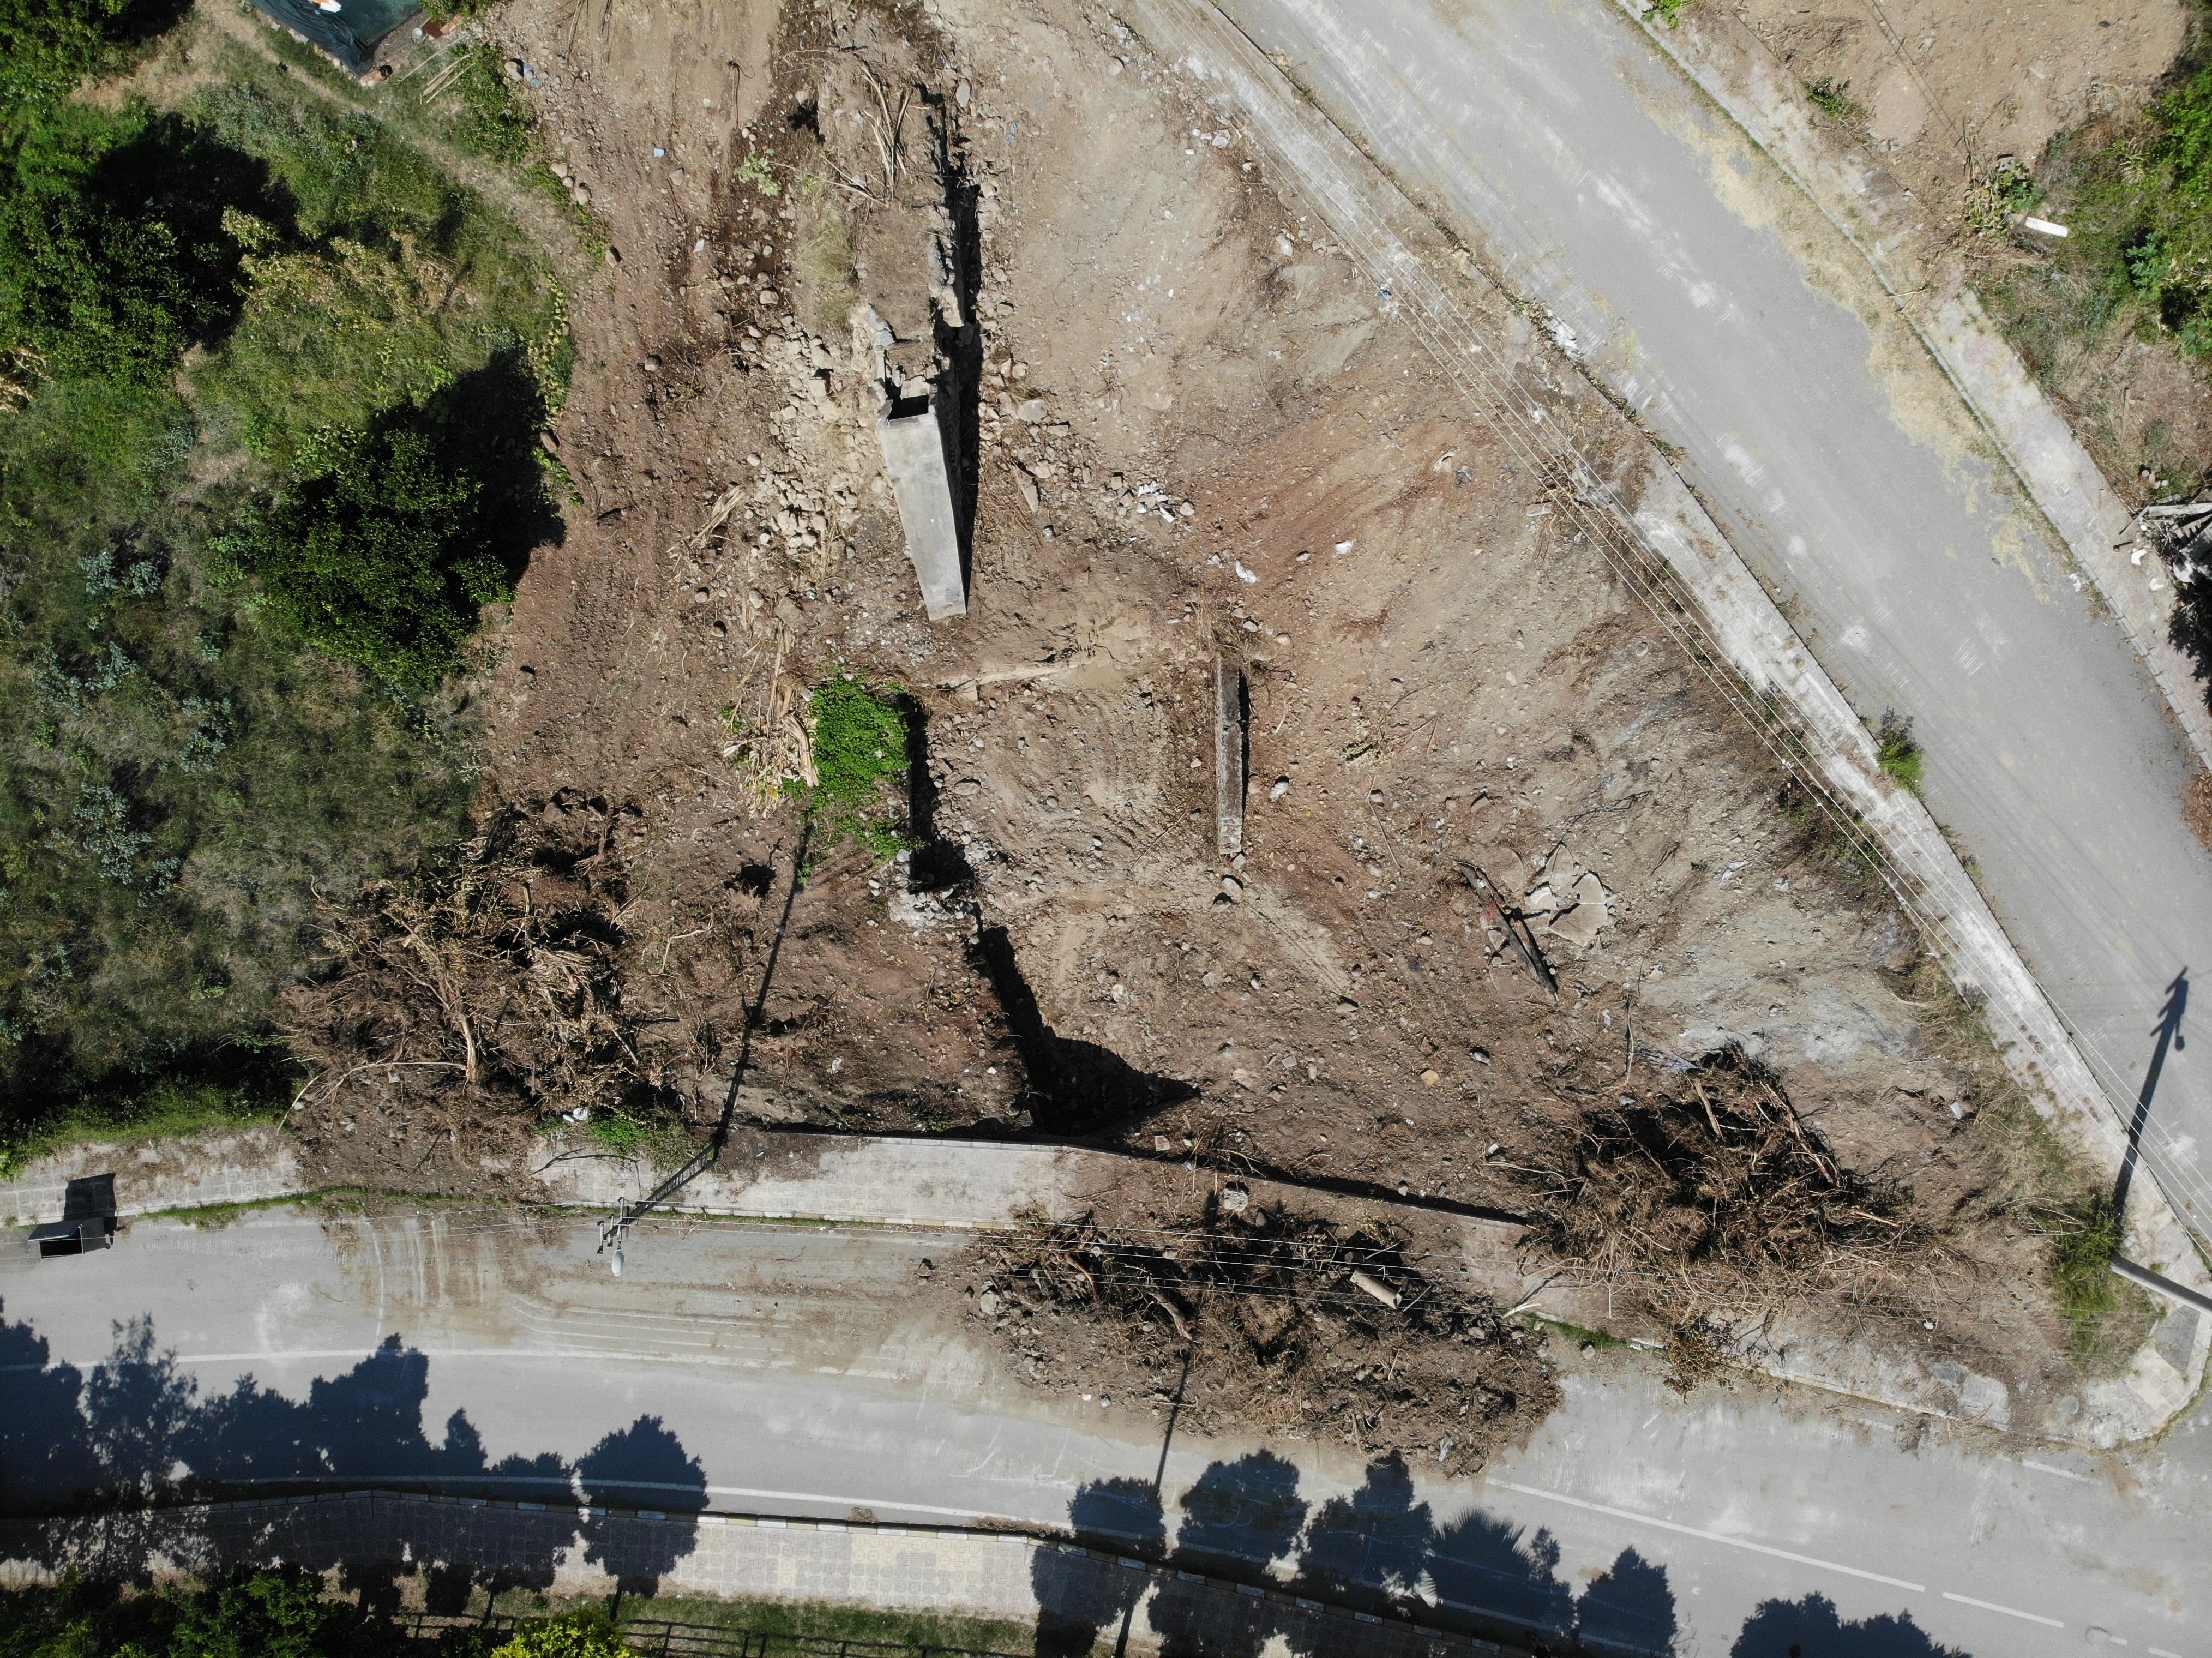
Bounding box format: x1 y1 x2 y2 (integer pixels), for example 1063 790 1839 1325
284 0 2138 1464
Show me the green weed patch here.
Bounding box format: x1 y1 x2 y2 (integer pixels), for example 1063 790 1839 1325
796 674 913 857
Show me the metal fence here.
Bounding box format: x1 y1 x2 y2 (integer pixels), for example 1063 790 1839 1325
399 1613 1030 1658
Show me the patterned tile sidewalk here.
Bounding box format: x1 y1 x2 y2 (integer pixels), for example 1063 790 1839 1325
0 1492 1528 1658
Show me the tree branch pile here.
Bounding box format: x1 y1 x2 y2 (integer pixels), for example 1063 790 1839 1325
284 796 668 1150
1536 1047 1931 1317
963 1199 1557 1474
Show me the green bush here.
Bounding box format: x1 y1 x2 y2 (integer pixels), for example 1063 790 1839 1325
0 0 144 113
491 1613 628 1658
0 21 575 1156
0 102 251 383
218 410 510 692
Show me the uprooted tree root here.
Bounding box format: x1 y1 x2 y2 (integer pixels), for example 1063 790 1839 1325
284 796 710 1168
1536 1047 1938 1326
964 1200 1558 1475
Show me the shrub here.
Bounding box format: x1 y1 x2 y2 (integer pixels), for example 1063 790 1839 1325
1874 709 1924 793
491 1614 629 1658
217 410 510 692
0 0 134 112
0 103 254 383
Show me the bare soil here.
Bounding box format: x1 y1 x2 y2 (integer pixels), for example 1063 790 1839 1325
288 0 2115 1452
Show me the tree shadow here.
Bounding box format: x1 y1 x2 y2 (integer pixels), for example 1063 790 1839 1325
0 1301 103 1506
1290 1453 1434 1609
0 1306 704 1602
1732 1593 1970 1657
1030 1476 1165 1658
1575 1548 1678 1655
1423 1507 1578 1642
576 1415 707 1596
1149 1453 1309 1658
1033 1447 1687 1658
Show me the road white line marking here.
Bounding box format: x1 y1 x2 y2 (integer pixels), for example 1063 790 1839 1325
2149 1646 2184 1657
2018 1459 2090 1482
1493 1482 1925 1592
1941 1591 2063 1629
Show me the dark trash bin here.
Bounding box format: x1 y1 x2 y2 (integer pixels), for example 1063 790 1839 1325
30 1174 118 1258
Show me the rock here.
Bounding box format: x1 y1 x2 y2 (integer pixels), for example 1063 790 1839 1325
1155 1134 1173 1151
571 184 591 205
1016 472 1039 512
1544 872 1612 948
1219 1184 1251 1213
978 1289 1001 1317
1270 777 1290 798
1015 398 1049 423
644 355 662 371
1421 1068 1440 1086
1220 874 1242 899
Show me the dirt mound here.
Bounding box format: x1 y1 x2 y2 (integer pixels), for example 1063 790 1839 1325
958 1201 1558 1477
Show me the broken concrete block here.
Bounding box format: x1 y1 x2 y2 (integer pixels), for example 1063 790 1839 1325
1216 656 1246 857
875 392 966 621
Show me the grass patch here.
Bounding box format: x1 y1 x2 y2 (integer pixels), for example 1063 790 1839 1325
1525 1313 1630 1351
1874 709 1924 793
1900 958 2160 1370
580 1108 693 1164
796 674 913 858
480 1590 1031 1656
0 1074 283 1178
1804 77 1863 123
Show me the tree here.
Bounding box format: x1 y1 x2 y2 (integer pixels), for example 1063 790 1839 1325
0 103 251 383
0 0 131 112
218 411 510 692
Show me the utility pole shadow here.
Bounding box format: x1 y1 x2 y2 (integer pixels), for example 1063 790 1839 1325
2113 968 2187 1220
597 825 814 1266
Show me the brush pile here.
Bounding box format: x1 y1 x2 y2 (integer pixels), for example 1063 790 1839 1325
1537 1047 1928 1313
284 794 688 1146
965 1199 1557 1474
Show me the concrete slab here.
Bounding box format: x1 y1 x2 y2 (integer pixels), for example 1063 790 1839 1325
875 394 966 621
1215 657 1246 857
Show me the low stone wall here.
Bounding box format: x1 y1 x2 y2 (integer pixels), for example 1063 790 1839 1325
0 1492 1527 1658
0 1128 302 1229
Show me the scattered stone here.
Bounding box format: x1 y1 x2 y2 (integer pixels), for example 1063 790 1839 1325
1218 1183 1250 1213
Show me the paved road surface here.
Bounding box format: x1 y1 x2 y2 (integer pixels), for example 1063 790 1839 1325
4 1212 2204 1655
1204 0 2212 1231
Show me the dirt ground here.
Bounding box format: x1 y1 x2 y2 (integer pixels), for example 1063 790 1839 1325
282 0 2127 1458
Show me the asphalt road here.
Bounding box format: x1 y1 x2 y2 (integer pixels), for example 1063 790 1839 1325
1204 0 2212 1232
4 1211 2205 1656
